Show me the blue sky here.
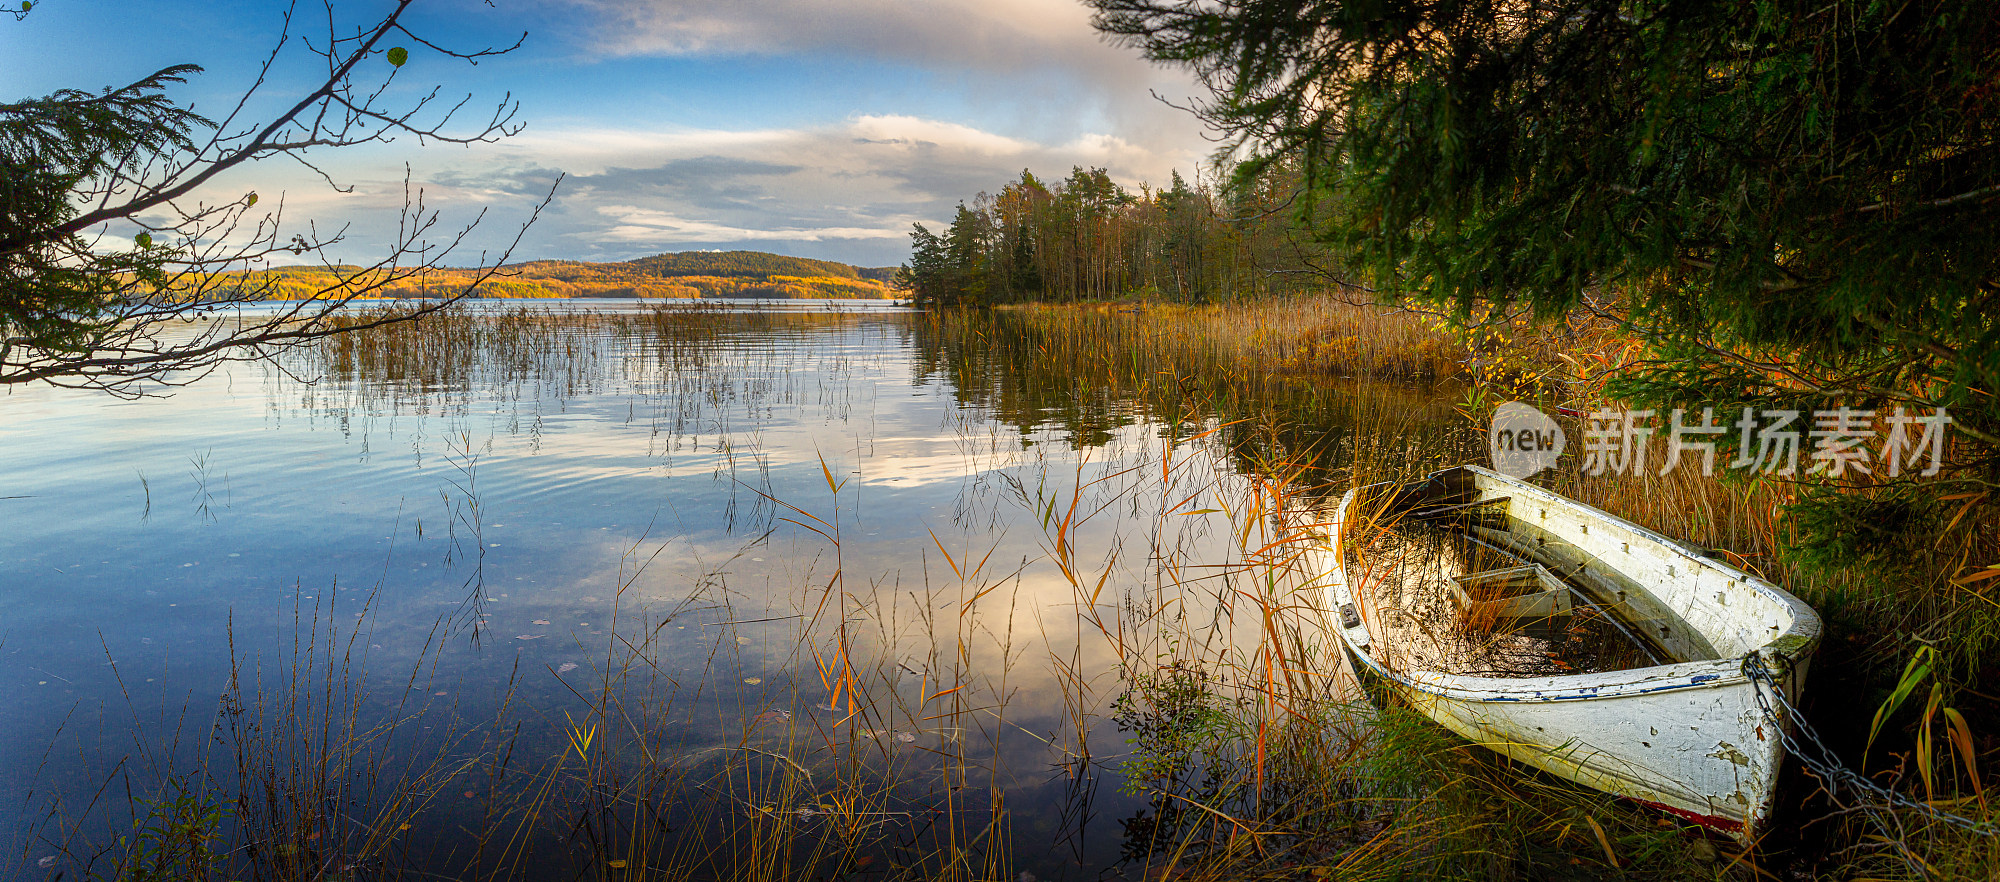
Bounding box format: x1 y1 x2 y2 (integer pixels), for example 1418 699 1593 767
2 0 1215 268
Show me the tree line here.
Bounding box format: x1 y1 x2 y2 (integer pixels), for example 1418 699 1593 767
1092 0 1998 464
896 163 1332 307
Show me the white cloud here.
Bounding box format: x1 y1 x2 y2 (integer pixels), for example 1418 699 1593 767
191 107 1210 269
401 112 1207 265
846 115 1038 157
164 1 1219 269
570 0 1117 75
596 206 907 243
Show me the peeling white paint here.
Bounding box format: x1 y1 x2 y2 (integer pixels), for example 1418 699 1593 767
1320 466 1820 842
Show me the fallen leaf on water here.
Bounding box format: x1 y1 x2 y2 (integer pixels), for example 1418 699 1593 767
516 634 543 640
398 824 410 831
608 859 627 869
557 663 578 674
896 732 917 743
736 636 752 645
533 620 551 626
38 857 55 869
743 677 762 685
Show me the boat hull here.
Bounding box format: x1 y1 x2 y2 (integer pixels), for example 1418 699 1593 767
1324 466 1819 840
1338 639 1810 835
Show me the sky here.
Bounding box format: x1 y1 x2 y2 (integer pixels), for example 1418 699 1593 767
2 0 1217 269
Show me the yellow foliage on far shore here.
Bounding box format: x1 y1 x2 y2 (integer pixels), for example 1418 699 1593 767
206 265 896 301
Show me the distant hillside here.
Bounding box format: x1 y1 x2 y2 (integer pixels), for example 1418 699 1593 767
226 250 898 300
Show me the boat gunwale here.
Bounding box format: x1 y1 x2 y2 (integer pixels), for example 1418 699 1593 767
1338 633 1756 702
1326 465 1820 703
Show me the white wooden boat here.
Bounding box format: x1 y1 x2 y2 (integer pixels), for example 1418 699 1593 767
1321 465 1819 840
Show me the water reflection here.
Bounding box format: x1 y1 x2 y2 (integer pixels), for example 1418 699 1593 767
0 299 1464 879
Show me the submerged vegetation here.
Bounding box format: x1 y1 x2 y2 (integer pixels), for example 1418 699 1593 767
926 292 2000 878
15 278 1997 880
14 6 2000 876
869 0 2000 874
881 271 2000 877
935 297 2000 877
13 0 1990 877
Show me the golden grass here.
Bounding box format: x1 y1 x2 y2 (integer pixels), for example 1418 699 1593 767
999 294 1460 383
34 294 1995 880
984 292 2000 879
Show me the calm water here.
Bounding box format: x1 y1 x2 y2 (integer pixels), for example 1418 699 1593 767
0 299 1456 879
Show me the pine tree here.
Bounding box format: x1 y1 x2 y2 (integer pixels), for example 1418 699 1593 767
1093 0 2000 458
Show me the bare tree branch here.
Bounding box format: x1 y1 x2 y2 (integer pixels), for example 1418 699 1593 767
0 1 550 395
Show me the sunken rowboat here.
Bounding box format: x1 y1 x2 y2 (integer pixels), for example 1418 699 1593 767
1321 465 1820 840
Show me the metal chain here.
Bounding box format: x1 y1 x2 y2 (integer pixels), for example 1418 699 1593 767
1743 654 1999 838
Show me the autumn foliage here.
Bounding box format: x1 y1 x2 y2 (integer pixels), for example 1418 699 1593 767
209 251 898 301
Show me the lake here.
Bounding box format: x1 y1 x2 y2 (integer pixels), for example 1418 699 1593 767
0 299 1463 879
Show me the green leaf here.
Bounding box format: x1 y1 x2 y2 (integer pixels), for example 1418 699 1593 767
19 1 30 11
386 46 408 67
134 232 152 249
1866 646 1936 765
245 192 257 208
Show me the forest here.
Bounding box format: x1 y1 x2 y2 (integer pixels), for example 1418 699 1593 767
895 164 1335 307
